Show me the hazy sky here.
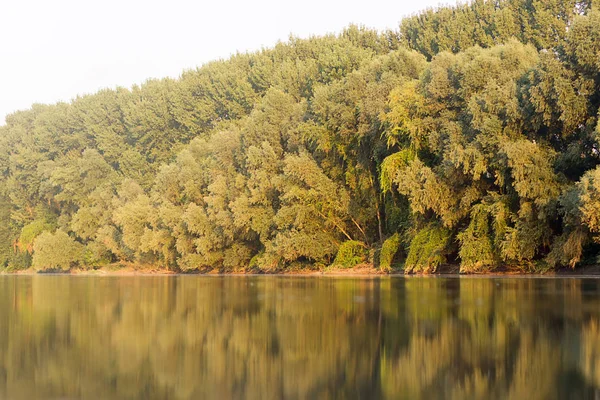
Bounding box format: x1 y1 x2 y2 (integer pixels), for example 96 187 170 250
0 0 454 123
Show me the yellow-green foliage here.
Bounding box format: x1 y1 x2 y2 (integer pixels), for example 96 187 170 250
379 233 402 271
0 3 600 274
82 242 113 269
18 220 53 253
405 225 451 273
399 0 589 59
0 198 13 268
4 252 32 272
247 252 263 271
332 241 367 268
176 254 207 272
32 230 85 271
457 206 496 273
579 166 600 235
380 150 415 193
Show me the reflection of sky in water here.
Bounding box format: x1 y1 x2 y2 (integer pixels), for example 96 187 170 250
0 276 598 399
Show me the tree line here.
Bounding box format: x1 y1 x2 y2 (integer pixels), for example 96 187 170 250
1 0 599 273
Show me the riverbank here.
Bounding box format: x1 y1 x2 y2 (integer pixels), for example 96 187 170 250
4 265 386 276
3 264 600 276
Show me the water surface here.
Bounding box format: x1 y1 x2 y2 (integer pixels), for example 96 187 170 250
0 276 599 399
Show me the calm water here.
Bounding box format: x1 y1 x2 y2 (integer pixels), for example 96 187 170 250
0 276 599 399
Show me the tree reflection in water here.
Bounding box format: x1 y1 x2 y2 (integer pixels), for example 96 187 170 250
0 276 598 399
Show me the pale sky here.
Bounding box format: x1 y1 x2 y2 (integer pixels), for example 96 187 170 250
0 0 455 124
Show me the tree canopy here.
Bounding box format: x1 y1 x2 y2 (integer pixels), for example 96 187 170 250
1 3 600 273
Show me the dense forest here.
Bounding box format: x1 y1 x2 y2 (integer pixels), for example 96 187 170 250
1 0 600 273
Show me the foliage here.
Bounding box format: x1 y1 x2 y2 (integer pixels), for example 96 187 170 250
399 0 592 59
457 205 497 273
380 150 415 193
32 230 85 271
1 3 600 273
18 219 53 253
332 241 368 268
405 225 451 273
379 233 402 271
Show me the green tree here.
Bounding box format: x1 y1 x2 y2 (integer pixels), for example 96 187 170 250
32 230 84 271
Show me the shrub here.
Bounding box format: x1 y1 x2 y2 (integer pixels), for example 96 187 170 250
18 220 53 253
177 254 207 272
380 233 402 271
5 251 32 271
405 224 451 273
457 206 497 273
223 243 253 270
82 242 113 269
332 240 368 268
32 230 84 271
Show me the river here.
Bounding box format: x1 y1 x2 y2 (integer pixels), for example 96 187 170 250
0 275 598 399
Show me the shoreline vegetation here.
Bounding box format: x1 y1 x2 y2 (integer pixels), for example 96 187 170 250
4 264 600 276
2 0 600 275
